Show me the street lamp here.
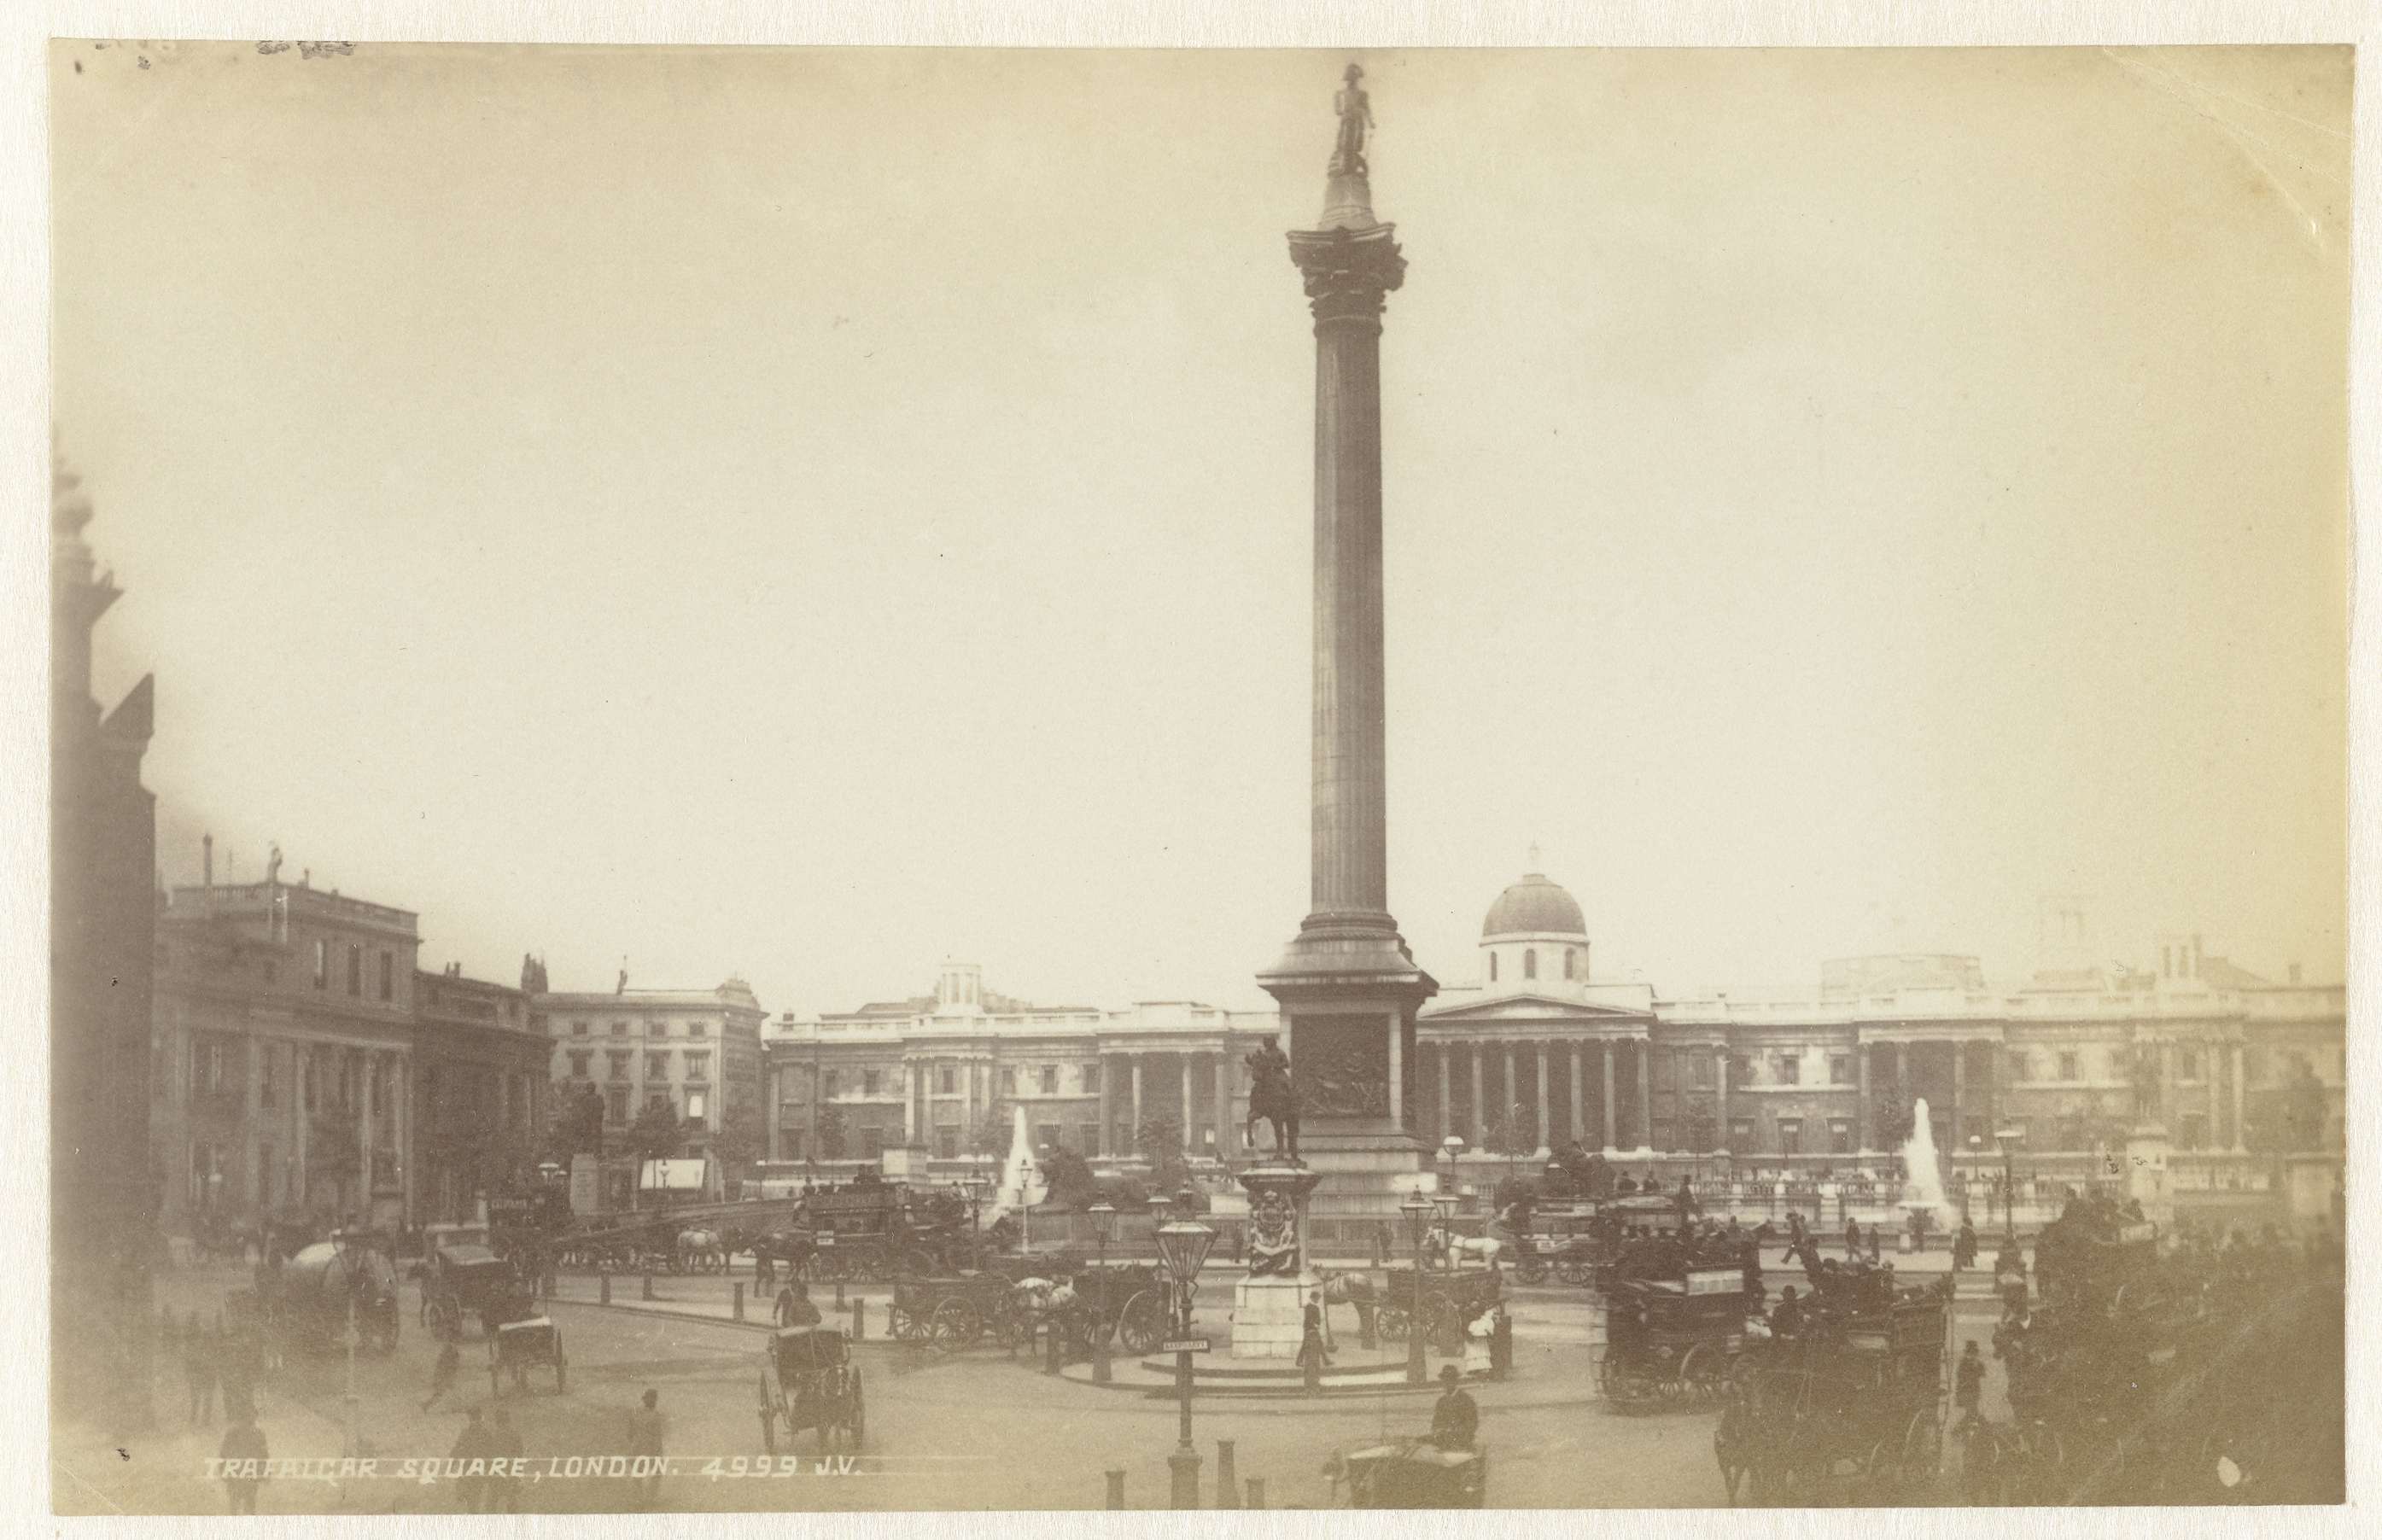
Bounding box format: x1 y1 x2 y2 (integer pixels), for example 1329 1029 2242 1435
1153 1204 1217 1508
1088 1201 1118 1385
961 1175 990 1271
1441 1134 1467 1213
1399 1193 1433 1385
1994 1128 2022 1246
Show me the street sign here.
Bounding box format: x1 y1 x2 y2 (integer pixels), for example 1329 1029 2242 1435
1159 1337 1211 1354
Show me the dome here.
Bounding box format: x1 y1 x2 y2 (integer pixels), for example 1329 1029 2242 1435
1481 872 1586 938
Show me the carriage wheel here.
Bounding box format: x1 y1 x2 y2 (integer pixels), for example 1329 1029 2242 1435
1375 1304 1411 1342
1679 1344 1727 1403
1900 1410 1943 1487
931 1298 982 1351
1514 1255 1548 1286
1117 1290 1166 1356
1557 1257 1595 1287
1599 1353 1648 1405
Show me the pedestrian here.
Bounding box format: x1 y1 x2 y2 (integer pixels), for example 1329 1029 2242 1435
628 1387 667 1507
422 1339 462 1413
1297 1298 1330 1392
450 1407 495 1513
184 1314 219 1426
1953 1339 1985 1433
487 1404 525 1513
1462 1306 1493 1380
1489 1303 1514 1381
1843 1215 1859 1258
1954 1218 1979 1273
219 1412 268 1514
756 1248 775 1290
1431 1365 1479 1451
776 1279 820 1328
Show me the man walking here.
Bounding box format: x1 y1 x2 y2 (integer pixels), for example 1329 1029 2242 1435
1953 1217 1980 1273
1297 1298 1330 1392
422 1339 462 1413
219 1413 268 1514
628 1388 667 1507
449 1407 495 1513
1953 1339 1986 1434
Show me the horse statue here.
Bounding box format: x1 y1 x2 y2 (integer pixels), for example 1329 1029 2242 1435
1427 1225 1503 1273
1243 1035 1299 1161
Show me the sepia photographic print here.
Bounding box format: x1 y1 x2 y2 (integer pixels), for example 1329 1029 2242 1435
38 21 2356 1519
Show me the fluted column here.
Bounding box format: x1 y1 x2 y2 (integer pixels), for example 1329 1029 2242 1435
1950 1042 1965 1148
1716 1047 1731 1150
1534 1042 1550 1154
1857 1042 1871 1152
1097 1053 1113 1156
1130 1056 1143 1146
1636 1041 1652 1152
353 1049 371 1218
1602 1042 1616 1150
1436 1043 1451 1140
1502 1043 1517 1141
1568 1043 1585 1145
1180 1055 1194 1145
2206 1042 2220 1149
1469 1041 1484 1141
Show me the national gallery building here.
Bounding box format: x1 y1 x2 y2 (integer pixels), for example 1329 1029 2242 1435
761 870 2344 1205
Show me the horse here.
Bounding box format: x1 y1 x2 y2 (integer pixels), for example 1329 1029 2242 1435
1244 1043 1299 1161
1427 1227 1503 1272
1312 1269 1380 1350
676 1228 725 1274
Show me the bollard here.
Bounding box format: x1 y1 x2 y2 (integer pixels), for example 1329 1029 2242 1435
599 1273 612 1306
642 1273 656 1303
851 1299 867 1340
1104 1470 1125 1510
1215 1440 1238 1509
733 1282 745 1322
835 1278 846 1308
1045 1321 1063 1374
1244 1476 1265 1509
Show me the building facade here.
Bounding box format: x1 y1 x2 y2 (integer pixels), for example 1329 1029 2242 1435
413 966 552 1222
151 859 422 1237
763 962 1278 1182
533 977 768 1207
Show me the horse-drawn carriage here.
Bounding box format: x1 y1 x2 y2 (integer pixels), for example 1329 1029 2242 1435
487 1315 567 1397
1055 1263 1171 1357
1375 1266 1502 1356
1503 1206 1602 1287
888 1272 1029 1351
1328 1439 1489 1508
800 1182 972 1283
756 1325 865 1454
1598 1266 1759 1408
1713 1287 1947 1503
274 1239 404 1353
418 1244 536 1340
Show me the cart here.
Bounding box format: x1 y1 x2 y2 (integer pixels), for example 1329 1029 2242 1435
1599 1268 1757 1409
418 1244 534 1341
887 1272 1028 1351
1331 1439 1489 1508
1716 1290 1947 1504
487 1315 567 1397
1375 1266 1503 1355
757 1325 865 1454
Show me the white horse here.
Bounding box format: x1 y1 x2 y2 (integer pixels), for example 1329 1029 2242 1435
676 1228 725 1273
1427 1227 1503 1272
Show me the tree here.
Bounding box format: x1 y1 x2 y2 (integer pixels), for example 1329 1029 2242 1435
628 1100 684 1164
1042 1146 1100 1210
710 1103 765 1186
815 1105 848 1163
970 1100 1016 1161
1871 1087 1914 1152
1684 1102 1718 1154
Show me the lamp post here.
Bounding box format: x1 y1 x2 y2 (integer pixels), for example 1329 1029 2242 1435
962 1175 989 1271
1994 1127 2022 1246
1154 1202 1217 1509
1089 1201 1118 1384
1400 1193 1433 1385
1147 1192 1173 1258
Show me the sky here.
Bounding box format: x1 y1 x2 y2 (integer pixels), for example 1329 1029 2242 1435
50 43 2350 1017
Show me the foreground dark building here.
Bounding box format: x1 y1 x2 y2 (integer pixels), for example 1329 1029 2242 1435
50 452 159 1429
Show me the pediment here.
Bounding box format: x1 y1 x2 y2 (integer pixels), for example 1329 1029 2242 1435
1421 992 1653 1025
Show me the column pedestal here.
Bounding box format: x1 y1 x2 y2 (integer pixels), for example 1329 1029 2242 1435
1230 1162 1324 1360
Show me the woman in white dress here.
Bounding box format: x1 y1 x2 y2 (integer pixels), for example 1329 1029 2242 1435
1462 1307 1494 1379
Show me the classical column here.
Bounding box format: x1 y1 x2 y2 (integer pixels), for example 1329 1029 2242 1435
243 1036 262 1210
2206 1041 2221 1149
1857 1041 1871 1152
1636 1041 1653 1151
1502 1044 1517 1140
1181 1054 1194 1144
1568 1043 1586 1146
1716 1047 1731 1150
1130 1056 1144 1143
900 1062 915 1146
1950 1042 1965 1146
354 1048 371 1217
394 1054 412 1228
1534 1042 1550 1154
1387 1016 1404 1133
2230 1043 2247 1152
1469 1041 1484 1141
1436 1042 1451 1140
1601 1042 1616 1151
294 1047 310 1206
1097 1053 1113 1156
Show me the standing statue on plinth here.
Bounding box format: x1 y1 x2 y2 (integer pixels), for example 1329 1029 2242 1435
1331 63 1373 175
1244 1034 1299 1161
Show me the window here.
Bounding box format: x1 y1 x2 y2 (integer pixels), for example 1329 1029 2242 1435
823 1069 840 1098
1040 1065 1059 1094
1778 1118 1803 1157
1830 1054 1853 1086
859 1127 885 1160
938 1066 955 1094
1731 1118 1756 1150
1523 949 1537 980
645 1091 671 1117
608 1051 631 1082
611 1021 628 1037
573 1021 589 1036
2006 1051 2029 1082
1690 1055 1713 1090
1489 953 1498 983
1731 1054 1754 1088
1001 1066 1016 1094
2179 1113 2207 1151
1830 1119 1854 1154
684 1089 708 1127
686 1053 709 1082
1036 1123 1061 1152
1775 1052 1802 1087
313 940 328 989
646 1052 669 1080
569 1052 592 1079
862 1069 880 1097
647 1021 666 1038
260 1049 277 1108
347 944 362 996
1080 1123 1101 1154
2058 1052 2079 1082
1083 1063 1101 1094
935 1127 958 1159
689 1021 708 1037
1563 948 1578 980
2178 1047 2202 1081
606 1086 629 1123
378 951 394 1001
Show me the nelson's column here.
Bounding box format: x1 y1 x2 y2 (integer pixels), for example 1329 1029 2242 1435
1256 65 1437 1244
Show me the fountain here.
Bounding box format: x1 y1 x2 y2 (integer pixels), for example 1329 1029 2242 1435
979 1104 1047 1228
1897 1097 1960 1231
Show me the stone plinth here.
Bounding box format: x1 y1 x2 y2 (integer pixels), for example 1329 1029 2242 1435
1230 1274 1322 1360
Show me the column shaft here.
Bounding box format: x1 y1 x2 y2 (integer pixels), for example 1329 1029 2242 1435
1306 306 1390 919
1636 1041 1652 1151
1601 1042 1616 1150
1387 1017 1404 1133
1568 1043 1585 1145
1502 1044 1517 1142
1437 1043 1451 1140
1534 1042 1550 1154
1469 1041 1484 1141
2231 1043 2247 1152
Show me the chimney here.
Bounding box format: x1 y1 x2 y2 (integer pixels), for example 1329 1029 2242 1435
202 832 214 890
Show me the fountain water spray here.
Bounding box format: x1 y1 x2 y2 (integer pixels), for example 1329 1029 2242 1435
1898 1097 1960 1229
980 1104 1048 1227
